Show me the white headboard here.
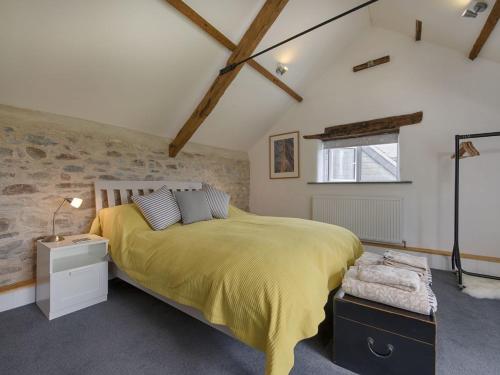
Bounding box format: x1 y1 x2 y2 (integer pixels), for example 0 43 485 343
94 180 202 211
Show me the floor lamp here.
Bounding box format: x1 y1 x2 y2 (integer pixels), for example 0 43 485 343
451 131 500 288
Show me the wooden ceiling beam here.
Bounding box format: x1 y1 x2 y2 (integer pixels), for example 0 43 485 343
469 0 500 60
415 20 422 41
165 0 302 102
168 0 289 157
353 55 390 72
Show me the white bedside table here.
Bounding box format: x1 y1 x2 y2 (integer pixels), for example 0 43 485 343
36 234 109 320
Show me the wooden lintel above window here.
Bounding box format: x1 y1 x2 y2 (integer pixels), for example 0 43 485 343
303 111 423 141
304 128 400 142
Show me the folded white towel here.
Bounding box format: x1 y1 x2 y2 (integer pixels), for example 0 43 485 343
357 265 421 292
342 266 437 315
383 250 428 271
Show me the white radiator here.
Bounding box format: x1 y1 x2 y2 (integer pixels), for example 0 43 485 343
312 195 403 243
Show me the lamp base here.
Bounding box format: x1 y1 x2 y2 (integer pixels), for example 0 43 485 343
42 234 65 243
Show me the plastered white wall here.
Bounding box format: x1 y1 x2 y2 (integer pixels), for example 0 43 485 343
249 28 500 266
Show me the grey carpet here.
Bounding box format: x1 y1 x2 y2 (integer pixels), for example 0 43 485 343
1 270 499 375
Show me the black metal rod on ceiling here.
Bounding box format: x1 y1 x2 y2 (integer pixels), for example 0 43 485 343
219 0 380 76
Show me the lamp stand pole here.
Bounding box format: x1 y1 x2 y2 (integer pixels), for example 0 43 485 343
42 199 67 243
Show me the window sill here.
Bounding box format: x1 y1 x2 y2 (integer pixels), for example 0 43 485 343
307 181 413 185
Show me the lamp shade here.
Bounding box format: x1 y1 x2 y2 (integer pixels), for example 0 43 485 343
68 197 83 208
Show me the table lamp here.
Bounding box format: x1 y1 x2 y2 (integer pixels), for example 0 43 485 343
42 197 83 242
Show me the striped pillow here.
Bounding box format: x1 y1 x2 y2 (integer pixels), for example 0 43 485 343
202 183 230 219
131 186 181 230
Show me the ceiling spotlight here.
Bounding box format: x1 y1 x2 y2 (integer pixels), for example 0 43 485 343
462 1 488 18
276 63 288 76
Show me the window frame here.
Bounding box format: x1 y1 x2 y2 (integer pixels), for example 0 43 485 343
321 141 400 183
324 147 358 182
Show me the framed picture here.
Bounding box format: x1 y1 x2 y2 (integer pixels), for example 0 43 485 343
269 131 300 179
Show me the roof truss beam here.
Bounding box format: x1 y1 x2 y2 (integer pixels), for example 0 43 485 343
469 0 500 60
168 0 290 157
165 0 302 102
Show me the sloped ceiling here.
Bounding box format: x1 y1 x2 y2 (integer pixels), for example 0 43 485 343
2 1 496 153
370 0 500 63
0 0 370 151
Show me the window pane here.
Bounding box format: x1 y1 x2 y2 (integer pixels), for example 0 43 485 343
360 143 398 181
322 141 399 183
329 148 356 181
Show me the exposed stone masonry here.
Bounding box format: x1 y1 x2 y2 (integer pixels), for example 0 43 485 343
0 105 250 287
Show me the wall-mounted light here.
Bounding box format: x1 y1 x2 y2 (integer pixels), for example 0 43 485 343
462 1 488 18
276 63 288 76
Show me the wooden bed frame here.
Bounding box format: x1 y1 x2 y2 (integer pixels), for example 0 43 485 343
94 180 236 339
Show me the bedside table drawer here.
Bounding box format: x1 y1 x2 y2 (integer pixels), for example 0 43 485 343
334 316 435 375
51 261 108 312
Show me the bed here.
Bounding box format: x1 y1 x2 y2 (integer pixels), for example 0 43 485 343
90 180 363 375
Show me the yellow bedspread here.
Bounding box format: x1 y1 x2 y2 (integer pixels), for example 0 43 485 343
90 204 362 375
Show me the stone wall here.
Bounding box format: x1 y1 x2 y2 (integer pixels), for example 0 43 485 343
0 105 250 287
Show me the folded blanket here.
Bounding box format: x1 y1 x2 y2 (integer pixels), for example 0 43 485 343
355 251 433 285
382 259 426 276
384 250 428 270
383 250 433 285
342 267 438 315
357 265 421 292
355 252 383 266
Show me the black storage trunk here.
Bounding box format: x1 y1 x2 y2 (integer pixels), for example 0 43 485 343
333 289 436 375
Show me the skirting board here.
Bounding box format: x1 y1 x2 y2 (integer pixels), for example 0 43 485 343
2 250 499 313
0 284 35 313
364 245 500 276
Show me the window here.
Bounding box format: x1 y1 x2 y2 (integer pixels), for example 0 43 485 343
319 134 399 182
